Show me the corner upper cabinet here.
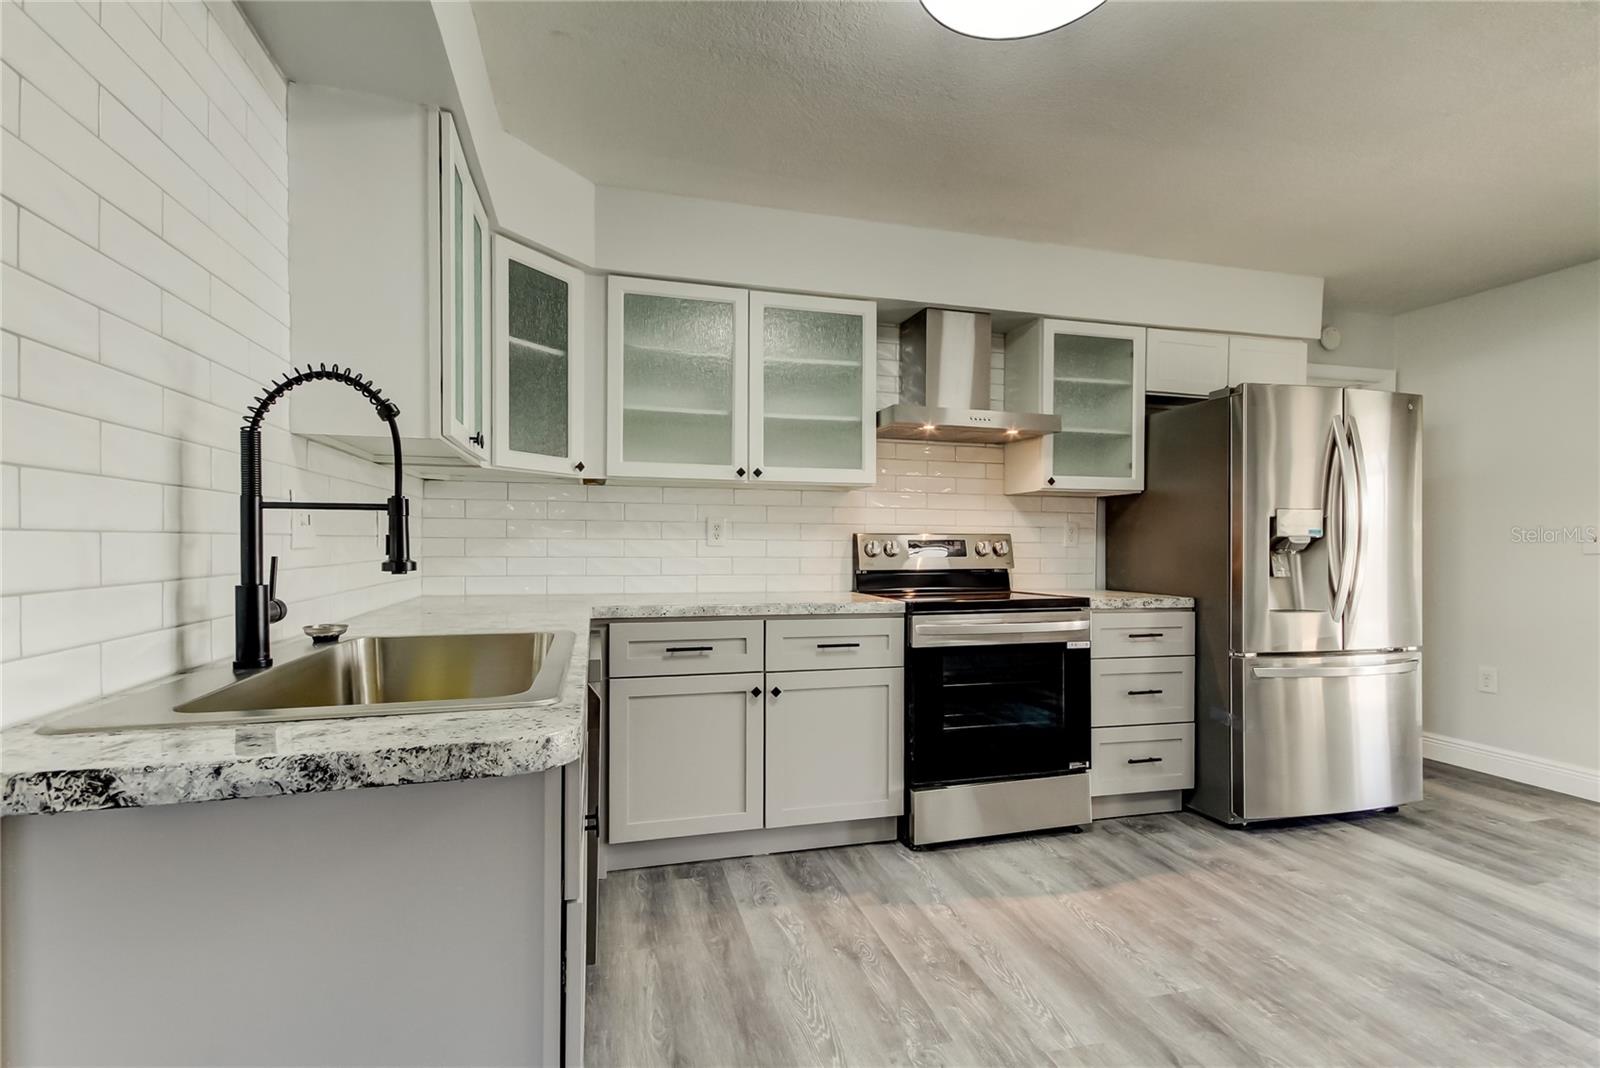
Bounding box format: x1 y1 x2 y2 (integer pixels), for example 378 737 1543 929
441 112 490 461
1147 329 1229 397
749 291 876 485
1227 336 1308 387
492 236 587 476
1003 319 1146 495
608 277 749 481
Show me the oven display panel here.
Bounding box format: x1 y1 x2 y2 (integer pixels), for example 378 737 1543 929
907 538 967 559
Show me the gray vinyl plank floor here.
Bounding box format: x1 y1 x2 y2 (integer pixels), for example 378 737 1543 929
585 763 1600 1067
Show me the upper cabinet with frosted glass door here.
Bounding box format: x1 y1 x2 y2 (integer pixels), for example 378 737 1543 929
440 112 490 462
608 277 749 481
1003 320 1146 495
749 291 876 485
491 236 587 476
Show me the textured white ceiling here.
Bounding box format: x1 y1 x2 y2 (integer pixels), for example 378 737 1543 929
472 0 1598 312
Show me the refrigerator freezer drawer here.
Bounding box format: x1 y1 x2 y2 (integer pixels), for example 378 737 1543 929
1236 653 1422 821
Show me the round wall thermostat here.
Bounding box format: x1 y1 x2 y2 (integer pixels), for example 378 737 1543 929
1319 325 1343 352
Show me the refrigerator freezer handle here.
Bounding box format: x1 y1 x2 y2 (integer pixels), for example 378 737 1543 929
1251 659 1418 679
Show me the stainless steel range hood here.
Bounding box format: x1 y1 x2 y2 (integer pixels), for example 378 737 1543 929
876 309 1060 443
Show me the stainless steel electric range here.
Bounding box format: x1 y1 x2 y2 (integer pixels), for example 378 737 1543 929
853 533 1093 847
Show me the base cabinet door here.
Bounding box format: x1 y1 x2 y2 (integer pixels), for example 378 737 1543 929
608 673 765 843
764 667 904 828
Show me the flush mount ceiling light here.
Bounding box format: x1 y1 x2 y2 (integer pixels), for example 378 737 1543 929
921 0 1107 40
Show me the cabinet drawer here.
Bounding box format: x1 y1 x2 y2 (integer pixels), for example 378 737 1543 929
1091 610 1194 659
1091 657 1195 727
608 620 764 677
1090 723 1195 797
765 617 903 671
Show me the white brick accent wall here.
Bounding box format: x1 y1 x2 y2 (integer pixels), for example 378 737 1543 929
420 328 1095 597
0 0 421 728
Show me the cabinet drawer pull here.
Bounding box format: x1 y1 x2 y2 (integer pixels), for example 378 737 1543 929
663 645 714 654
815 642 861 649
1126 756 1165 765
1126 689 1164 696
1126 632 1166 639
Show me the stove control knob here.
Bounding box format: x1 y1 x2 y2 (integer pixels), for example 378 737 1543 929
994 539 1011 556
974 540 992 556
863 540 882 558
882 541 901 558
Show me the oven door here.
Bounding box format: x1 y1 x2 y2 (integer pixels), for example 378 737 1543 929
906 611 1091 787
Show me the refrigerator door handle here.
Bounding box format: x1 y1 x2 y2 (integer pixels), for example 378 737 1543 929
1324 419 1342 614
1344 413 1368 619
1251 659 1417 679
1329 415 1360 622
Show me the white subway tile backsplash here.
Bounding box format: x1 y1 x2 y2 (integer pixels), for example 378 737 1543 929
0 530 100 594
1 396 100 472
18 210 161 330
0 3 403 725
1 130 98 243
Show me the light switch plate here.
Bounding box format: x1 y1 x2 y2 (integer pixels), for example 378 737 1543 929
289 491 316 550
1476 666 1498 695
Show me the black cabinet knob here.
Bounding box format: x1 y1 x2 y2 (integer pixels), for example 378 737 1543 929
750 686 761 697
769 686 782 697
1046 477 1056 486
574 461 585 473
753 468 762 478
469 432 485 448
736 467 746 477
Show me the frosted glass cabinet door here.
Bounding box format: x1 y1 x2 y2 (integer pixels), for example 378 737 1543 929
491 236 586 476
607 277 748 481
439 112 488 462
749 291 876 485
1049 325 1144 485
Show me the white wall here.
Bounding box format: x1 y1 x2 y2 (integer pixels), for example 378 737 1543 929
1394 260 1600 796
1313 304 1395 369
419 328 1097 596
0 0 422 728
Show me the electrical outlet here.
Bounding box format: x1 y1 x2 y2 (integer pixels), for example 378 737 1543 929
1063 520 1079 547
706 516 728 547
289 490 316 550
1476 666 1498 695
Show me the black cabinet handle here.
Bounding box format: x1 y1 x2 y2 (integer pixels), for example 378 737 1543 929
1127 689 1164 696
1127 756 1164 765
574 461 585 473
816 642 861 649
469 432 484 448
1127 632 1165 639
1046 477 1056 486
735 467 746 477
750 686 761 697
769 686 782 697
664 645 713 654
753 468 763 478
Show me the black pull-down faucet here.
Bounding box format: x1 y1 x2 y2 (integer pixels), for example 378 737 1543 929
235 364 415 672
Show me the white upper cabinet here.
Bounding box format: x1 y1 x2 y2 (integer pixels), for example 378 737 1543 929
492 236 588 476
441 112 490 461
749 291 876 486
1227 336 1308 386
1147 329 1230 397
608 276 749 481
607 277 876 484
1003 319 1146 496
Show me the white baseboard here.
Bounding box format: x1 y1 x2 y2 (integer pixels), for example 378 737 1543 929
1423 732 1600 802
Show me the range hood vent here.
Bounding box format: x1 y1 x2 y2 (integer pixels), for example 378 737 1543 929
876 309 1060 444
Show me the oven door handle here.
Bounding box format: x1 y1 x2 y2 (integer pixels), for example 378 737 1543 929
912 619 1090 647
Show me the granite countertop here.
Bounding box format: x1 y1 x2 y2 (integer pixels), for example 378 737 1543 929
0 594 904 818
1 589 1189 818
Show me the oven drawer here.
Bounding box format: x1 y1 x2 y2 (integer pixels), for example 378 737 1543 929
766 617 903 671
1090 723 1195 797
607 620 764 677
1091 610 1194 659
1091 657 1195 727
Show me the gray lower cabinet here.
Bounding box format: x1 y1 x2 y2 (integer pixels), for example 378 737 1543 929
765 667 904 828
1090 608 1197 818
607 671 765 843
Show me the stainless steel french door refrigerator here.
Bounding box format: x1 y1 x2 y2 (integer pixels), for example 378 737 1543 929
1107 384 1423 824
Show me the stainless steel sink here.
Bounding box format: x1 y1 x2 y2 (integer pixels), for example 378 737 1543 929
39 631 576 734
